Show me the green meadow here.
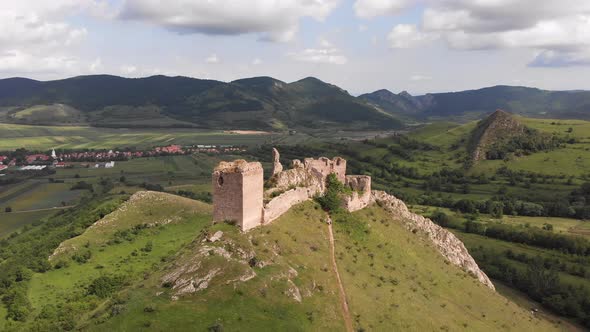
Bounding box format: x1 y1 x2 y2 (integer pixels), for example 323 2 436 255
0 123 296 151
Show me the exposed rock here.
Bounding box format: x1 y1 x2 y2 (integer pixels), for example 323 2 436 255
272 148 283 176
469 109 525 162
372 190 495 290
208 231 223 243
286 279 302 302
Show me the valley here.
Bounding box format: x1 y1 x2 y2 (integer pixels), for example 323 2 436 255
1 78 590 331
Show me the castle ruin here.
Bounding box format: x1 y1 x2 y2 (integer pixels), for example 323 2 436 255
212 149 371 231
210 149 495 290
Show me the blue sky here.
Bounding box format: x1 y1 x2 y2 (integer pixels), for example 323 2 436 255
1 0 590 95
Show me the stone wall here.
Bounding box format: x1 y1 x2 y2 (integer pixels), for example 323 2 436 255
372 190 495 290
273 156 346 193
262 187 318 224
212 151 366 232
342 175 372 212
303 157 346 183
212 160 263 231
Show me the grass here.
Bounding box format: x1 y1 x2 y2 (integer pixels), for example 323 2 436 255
1 182 84 211
410 205 590 238
455 231 590 290
494 280 586 332
333 205 559 331
0 123 292 150
83 201 345 331
0 210 54 238
9 195 563 330
27 192 213 323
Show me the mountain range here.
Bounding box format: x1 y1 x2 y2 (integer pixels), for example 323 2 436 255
1 74 590 130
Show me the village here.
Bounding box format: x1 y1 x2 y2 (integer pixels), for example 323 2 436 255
0 144 246 176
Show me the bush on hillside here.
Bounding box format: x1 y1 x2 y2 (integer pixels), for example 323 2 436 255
316 173 351 213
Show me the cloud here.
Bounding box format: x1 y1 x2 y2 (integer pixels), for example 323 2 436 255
358 24 368 32
529 50 590 67
89 58 103 73
288 39 347 65
206 54 220 64
252 58 263 65
0 1 108 77
119 0 341 42
120 65 138 75
377 0 590 67
388 24 434 48
0 50 80 74
354 0 410 19
410 74 432 81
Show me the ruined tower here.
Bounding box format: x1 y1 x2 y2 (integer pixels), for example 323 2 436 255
212 160 263 231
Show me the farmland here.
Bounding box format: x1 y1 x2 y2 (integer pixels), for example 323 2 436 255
0 123 302 151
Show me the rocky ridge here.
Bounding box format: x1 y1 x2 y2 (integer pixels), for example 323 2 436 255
372 190 495 290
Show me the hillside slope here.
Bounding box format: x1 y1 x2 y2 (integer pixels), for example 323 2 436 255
13 191 558 331
0 75 401 131
467 110 564 164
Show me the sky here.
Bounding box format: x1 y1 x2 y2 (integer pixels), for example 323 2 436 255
1 0 590 95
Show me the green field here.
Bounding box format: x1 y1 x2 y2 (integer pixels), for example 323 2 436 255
0 210 55 239
0 123 303 151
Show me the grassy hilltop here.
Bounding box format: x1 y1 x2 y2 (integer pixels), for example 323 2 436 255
0 190 562 331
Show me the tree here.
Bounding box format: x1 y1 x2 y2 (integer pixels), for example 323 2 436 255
431 210 451 227
5 206 12 213
486 200 504 219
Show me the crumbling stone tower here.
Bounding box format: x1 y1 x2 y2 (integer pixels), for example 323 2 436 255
212 160 263 231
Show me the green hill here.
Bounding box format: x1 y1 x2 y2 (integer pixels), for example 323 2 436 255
466 110 563 164
0 75 402 131
0 190 562 331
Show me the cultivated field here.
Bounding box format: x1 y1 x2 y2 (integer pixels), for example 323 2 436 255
0 123 303 151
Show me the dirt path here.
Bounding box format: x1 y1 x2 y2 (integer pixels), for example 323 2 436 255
327 216 354 332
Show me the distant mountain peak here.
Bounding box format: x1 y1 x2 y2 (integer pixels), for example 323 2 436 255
399 91 413 99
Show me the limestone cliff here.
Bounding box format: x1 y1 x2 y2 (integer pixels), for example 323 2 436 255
372 190 495 290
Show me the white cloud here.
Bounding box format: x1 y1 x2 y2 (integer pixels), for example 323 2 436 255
119 0 341 42
354 0 410 19
0 1 107 77
89 58 103 73
376 0 590 66
252 58 263 65
358 24 368 32
388 24 435 48
120 65 138 75
0 50 80 74
206 54 220 64
288 40 348 65
410 74 432 81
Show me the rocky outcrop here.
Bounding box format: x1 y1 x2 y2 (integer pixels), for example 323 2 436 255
372 190 495 290
469 109 525 162
272 148 283 176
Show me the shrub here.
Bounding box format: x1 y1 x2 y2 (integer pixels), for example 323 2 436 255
316 173 351 213
87 275 126 298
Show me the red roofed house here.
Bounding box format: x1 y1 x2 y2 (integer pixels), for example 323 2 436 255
0 165 7 171
26 154 51 164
